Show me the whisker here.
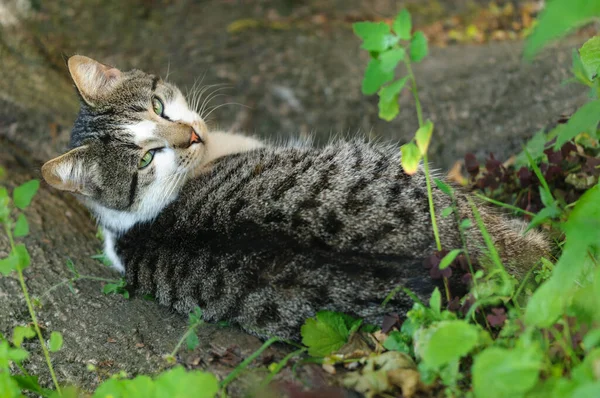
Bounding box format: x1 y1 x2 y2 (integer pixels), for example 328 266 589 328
195 84 230 114
165 59 172 81
202 102 251 120
199 86 232 117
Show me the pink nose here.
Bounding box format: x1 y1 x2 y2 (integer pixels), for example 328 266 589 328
190 129 202 144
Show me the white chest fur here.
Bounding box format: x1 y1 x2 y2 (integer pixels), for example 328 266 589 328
103 230 125 274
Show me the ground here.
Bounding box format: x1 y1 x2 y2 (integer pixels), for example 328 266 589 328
0 0 591 395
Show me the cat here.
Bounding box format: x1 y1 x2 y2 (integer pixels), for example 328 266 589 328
41 55 549 340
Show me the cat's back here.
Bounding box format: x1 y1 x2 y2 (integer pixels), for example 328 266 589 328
166 140 445 258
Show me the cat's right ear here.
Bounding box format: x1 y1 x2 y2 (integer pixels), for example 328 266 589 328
67 55 122 106
41 146 95 196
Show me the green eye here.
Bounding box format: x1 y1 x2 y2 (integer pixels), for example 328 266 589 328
139 150 155 169
152 97 164 116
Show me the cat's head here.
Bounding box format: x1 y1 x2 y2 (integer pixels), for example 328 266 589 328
42 55 208 233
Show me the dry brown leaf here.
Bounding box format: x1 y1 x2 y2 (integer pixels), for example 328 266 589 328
447 160 468 186
388 368 429 398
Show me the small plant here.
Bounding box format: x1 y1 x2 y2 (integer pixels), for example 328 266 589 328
354 8 460 304
33 259 123 306
164 307 205 364
0 173 63 396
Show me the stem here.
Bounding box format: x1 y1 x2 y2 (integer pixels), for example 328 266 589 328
474 193 536 217
220 337 280 390
38 275 121 301
258 348 306 389
5 224 62 395
405 57 446 300
404 58 442 253
422 156 442 252
442 278 451 303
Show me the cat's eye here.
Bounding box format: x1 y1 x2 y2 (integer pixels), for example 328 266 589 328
152 97 164 116
139 150 155 169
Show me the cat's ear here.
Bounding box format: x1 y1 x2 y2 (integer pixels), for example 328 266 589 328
42 146 95 196
67 55 122 106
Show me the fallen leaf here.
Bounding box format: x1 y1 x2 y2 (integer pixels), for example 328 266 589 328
447 160 468 186
388 368 429 398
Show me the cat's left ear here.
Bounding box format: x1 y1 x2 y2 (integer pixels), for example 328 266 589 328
67 55 122 106
42 146 97 196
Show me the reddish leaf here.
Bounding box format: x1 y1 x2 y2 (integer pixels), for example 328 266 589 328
381 313 401 334
464 153 480 176
486 307 507 327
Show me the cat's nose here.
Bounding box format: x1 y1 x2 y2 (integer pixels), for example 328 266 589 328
189 128 202 145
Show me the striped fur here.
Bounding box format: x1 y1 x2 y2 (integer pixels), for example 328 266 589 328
115 141 548 339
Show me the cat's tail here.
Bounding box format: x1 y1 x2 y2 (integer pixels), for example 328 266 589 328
455 195 552 279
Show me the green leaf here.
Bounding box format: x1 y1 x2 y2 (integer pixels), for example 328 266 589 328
527 204 561 230
103 278 129 299
434 178 453 196
383 331 411 354
524 147 552 199
552 100 600 148
188 307 203 325
419 320 479 368
14 244 30 271
65 258 78 276
415 120 434 155
377 77 408 121
13 180 40 210
572 49 594 86
429 287 441 315
441 207 453 218
514 130 547 167
49 331 63 352
524 0 600 60
392 9 412 40
472 347 542 398
0 252 19 276
583 328 600 351
353 22 396 52
526 185 600 327
379 48 405 72
12 325 35 347
0 187 9 222
460 218 473 229
12 374 52 396
580 36 600 80
362 59 394 95
0 372 21 398
571 382 600 398
400 142 421 175
409 31 428 63
154 367 219 398
378 96 399 121
91 252 112 267
93 366 219 398
301 311 350 357
186 332 199 351
379 77 408 102
7 347 29 363
341 314 363 335
13 213 29 237
439 249 462 270
539 186 555 208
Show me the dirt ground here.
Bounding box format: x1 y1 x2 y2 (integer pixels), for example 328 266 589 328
0 0 590 395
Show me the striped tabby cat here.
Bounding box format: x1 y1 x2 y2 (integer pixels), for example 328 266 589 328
42 56 549 339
